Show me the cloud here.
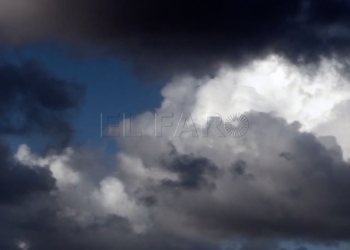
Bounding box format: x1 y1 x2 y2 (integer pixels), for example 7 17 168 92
11 144 219 250
0 140 55 204
116 111 350 241
160 150 219 190
0 61 85 148
3 56 350 249
3 0 350 77
0 59 84 203
110 57 350 243
239 240 280 250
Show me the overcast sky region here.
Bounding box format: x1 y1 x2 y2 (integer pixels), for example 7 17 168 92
3 1 350 250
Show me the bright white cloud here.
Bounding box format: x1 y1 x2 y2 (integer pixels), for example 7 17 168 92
130 55 350 158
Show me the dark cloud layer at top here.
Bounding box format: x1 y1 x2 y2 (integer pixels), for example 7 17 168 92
3 0 350 77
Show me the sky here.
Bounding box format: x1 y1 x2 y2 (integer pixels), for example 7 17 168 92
2 1 350 250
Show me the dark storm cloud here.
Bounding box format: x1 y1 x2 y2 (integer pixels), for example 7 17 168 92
236 241 309 250
161 152 219 190
0 60 94 249
0 193 219 250
3 0 350 77
231 160 255 180
0 61 85 147
0 60 83 202
238 239 279 250
0 140 55 204
294 247 308 250
0 189 219 250
131 112 350 243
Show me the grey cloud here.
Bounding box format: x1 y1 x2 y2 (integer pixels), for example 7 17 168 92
231 160 255 181
161 151 219 190
3 1 350 78
0 61 85 148
239 240 279 250
121 112 350 243
2 107 350 249
0 140 55 204
294 247 308 250
0 143 220 250
0 60 84 203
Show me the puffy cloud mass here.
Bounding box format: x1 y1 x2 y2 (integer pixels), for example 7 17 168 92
3 56 350 249
113 56 350 242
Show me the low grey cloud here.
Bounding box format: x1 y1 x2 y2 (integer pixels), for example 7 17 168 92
113 112 350 243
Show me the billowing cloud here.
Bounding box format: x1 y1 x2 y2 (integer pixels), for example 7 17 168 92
4 55 350 249
110 57 350 244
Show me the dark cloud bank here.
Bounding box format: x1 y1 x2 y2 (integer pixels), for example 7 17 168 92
0 61 84 147
0 61 85 249
3 0 350 77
